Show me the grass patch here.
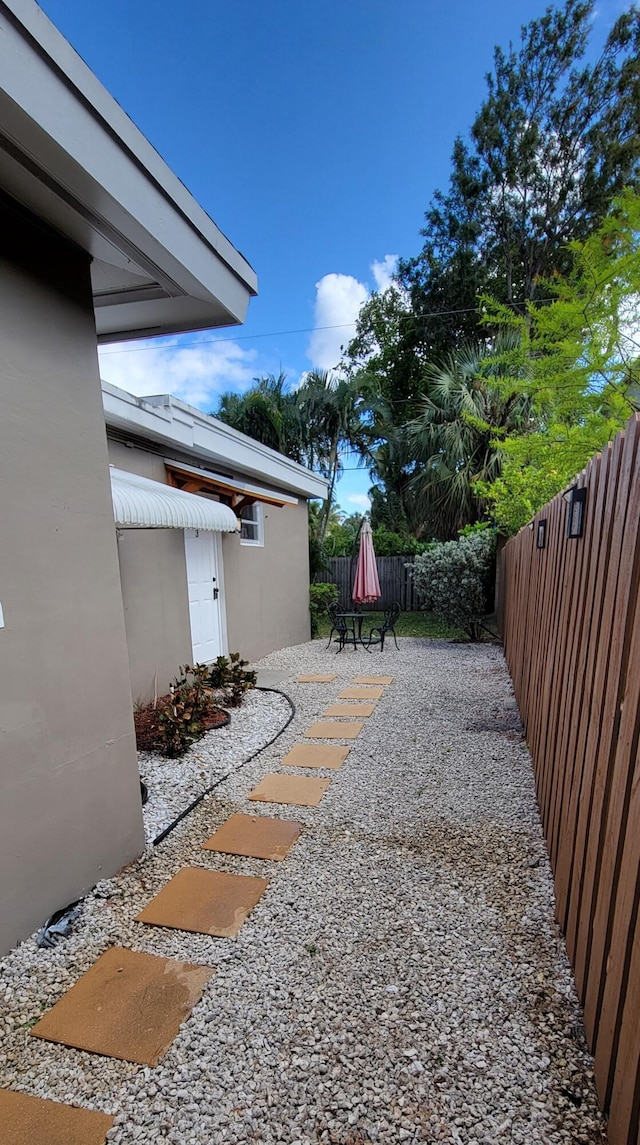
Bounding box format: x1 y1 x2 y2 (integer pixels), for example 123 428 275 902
314 609 463 640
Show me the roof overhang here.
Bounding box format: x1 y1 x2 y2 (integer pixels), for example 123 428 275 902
110 466 239 532
165 459 299 511
0 0 257 341
103 382 329 501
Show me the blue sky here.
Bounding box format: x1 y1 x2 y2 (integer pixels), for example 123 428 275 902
40 0 613 513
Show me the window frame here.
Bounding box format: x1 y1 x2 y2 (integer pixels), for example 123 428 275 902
239 501 264 547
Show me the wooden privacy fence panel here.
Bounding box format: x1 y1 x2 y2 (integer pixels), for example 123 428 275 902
501 413 640 1145
316 555 425 610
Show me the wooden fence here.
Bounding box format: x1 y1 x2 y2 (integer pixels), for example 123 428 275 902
316 555 424 610
501 413 640 1145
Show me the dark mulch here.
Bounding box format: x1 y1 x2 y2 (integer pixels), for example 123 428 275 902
134 695 229 753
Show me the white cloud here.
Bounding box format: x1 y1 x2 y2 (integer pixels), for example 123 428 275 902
306 255 399 372
346 493 371 511
306 273 369 372
371 254 398 292
98 336 259 411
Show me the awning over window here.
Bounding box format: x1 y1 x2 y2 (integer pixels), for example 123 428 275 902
110 467 239 532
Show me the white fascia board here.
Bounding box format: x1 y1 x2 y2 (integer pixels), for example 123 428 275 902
102 382 329 501
0 0 257 340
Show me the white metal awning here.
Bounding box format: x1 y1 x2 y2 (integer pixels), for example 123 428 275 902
110 467 239 532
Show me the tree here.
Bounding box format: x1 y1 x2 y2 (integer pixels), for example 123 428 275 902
298 371 374 545
476 190 640 532
402 0 640 350
342 1 640 535
216 373 306 462
406 334 533 538
215 370 375 554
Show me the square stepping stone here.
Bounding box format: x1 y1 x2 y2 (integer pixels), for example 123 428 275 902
30 946 212 1066
296 674 337 683
203 813 302 860
280 743 350 769
304 720 364 739
248 773 330 806
339 686 384 700
323 702 377 718
353 675 393 685
1 1090 114 1145
136 867 269 938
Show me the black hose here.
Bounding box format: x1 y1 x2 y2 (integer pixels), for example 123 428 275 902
151 686 296 846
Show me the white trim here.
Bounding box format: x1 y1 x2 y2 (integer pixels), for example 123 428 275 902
239 502 264 547
213 532 229 655
103 381 329 501
110 466 238 532
0 0 257 340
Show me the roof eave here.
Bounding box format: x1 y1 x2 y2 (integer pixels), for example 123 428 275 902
102 381 329 501
0 0 257 340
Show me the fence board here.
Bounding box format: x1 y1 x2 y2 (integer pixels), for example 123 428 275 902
501 413 640 1145
316 555 425 610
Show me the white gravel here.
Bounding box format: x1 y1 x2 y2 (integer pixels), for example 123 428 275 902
0 638 607 1144
140 688 291 843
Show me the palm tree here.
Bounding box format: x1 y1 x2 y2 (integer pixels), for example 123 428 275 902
407 335 532 538
299 371 374 545
216 373 306 463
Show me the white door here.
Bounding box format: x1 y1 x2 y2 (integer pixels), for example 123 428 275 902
184 529 227 663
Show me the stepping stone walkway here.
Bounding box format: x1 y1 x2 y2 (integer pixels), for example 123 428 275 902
323 701 377 717
5 669 394 1139
280 743 350 769
135 867 269 938
203 812 302 860
304 719 364 739
1 1089 114 1145
248 773 331 806
30 947 212 1067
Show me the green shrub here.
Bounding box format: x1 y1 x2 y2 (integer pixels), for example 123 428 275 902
309 582 339 638
371 527 433 556
205 653 257 707
158 663 216 757
411 530 496 641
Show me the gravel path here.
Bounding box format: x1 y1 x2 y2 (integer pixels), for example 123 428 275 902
0 639 607 1144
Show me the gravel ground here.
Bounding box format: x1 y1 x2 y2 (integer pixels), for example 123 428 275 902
140 688 292 842
0 638 608 1144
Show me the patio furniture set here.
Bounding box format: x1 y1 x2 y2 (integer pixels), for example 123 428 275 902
327 602 401 652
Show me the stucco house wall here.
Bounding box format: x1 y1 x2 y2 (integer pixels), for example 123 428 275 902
0 200 144 954
107 435 312 691
223 499 311 662
107 439 194 702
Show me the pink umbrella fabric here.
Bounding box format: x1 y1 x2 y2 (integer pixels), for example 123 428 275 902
352 520 381 604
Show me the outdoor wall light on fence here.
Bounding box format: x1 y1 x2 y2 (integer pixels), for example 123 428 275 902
536 519 547 549
563 485 587 539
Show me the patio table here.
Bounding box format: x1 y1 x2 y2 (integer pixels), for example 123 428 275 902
336 610 370 651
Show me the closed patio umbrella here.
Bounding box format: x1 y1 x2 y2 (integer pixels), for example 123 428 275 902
352 519 381 605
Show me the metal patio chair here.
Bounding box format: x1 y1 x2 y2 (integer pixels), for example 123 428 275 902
326 602 356 652
367 601 401 651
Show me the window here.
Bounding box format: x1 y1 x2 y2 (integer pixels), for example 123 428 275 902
239 502 264 546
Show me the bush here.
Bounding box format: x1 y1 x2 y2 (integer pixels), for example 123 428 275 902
371 527 432 557
206 653 257 707
309 582 339 638
411 530 496 641
133 657 256 757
